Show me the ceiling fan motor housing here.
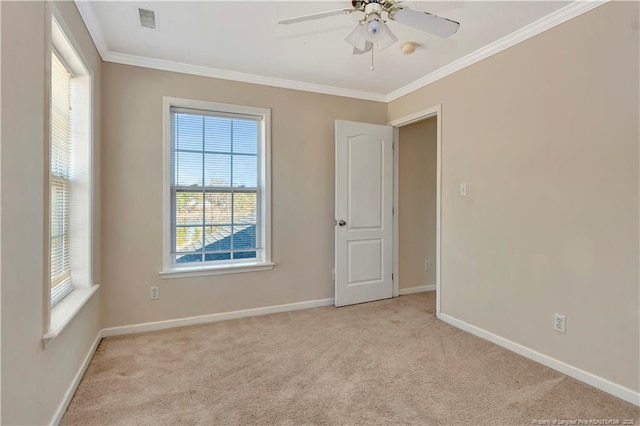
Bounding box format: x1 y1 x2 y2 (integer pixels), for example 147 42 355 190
353 0 394 12
364 2 383 16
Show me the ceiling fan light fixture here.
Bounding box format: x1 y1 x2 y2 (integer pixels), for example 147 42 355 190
345 23 368 52
352 41 373 55
367 17 381 36
363 13 386 42
376 26 398 51
347 13 397 55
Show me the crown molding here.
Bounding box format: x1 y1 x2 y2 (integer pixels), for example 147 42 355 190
74 0 386 101
385 0 608 102
74 0 109 59
104 51 388 102
76 0 606 103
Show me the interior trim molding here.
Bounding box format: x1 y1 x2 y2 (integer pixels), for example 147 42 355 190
390 104 442 315
101 297 335 337
50 331 102 426
385 0 608 102
439 313 640 407
49 299 637 424
73 0 109 58
103 51 387 102
399 285 436 295
73 1 606 103
73 2 385 101
49 297 334 423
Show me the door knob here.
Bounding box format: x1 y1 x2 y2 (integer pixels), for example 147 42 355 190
338 220 347 226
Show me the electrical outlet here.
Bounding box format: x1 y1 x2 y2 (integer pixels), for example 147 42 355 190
554 313 566 333
150 286 159 300
425 260 431 271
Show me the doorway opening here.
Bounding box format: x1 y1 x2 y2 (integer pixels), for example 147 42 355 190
390 106 442 317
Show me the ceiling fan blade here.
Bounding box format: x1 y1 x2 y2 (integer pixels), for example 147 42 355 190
278 8 353 25
353 41 373 55
392 7 460 37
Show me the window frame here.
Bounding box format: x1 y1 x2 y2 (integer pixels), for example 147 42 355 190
44 7 99 345
160 97 273 279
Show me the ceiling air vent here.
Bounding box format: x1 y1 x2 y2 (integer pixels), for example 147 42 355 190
138 8 156 29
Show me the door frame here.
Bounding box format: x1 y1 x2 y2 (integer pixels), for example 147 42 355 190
389 104 442 318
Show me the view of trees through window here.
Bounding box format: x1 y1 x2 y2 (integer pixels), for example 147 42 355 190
170 110 260 263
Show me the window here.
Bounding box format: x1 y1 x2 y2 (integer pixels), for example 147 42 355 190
47 16 93 311
50 52 73 306
161 98 272 278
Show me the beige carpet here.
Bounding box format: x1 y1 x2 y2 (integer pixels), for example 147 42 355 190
62 293 639 425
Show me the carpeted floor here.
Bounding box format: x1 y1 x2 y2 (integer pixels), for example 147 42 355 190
62 292 639 425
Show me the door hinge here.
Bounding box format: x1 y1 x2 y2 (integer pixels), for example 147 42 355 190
392 207 394 216
392 142 395 150
392 273 394 281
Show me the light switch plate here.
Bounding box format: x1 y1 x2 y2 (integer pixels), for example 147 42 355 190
459 183 467 197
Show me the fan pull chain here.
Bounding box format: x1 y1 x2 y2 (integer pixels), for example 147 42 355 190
371 48 374 71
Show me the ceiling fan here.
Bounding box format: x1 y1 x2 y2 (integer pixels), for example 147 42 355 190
278 0 460 61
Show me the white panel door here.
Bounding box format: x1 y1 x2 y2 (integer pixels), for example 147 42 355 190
335 120 394 307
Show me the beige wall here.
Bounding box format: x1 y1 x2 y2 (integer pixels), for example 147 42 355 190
388 1 639 392
0 2 103 424
100 63 387 328
398 117 437 290
2 1 638 421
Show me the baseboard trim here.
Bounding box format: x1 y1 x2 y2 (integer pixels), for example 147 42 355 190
102 297 335 337
439 313 640 406
50 299 637 426
49 297 335 423
50 331 102 425
399 285 436 295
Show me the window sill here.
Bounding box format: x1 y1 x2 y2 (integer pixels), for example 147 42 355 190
159 261 275 279
43 284 100 347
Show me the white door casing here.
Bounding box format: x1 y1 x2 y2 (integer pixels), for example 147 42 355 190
335 120 394 307
388 105 442 316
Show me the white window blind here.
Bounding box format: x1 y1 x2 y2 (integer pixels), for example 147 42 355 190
170 107 263 265
50 52 73 306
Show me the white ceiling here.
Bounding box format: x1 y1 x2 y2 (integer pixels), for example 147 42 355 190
78 1 578 100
